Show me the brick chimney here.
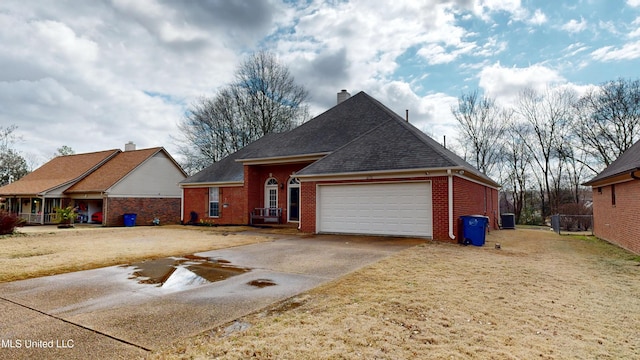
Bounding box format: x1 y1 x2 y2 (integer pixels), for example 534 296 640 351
125 141 136 151
337 89 351 104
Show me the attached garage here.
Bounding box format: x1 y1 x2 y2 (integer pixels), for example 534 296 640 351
316 182 433 237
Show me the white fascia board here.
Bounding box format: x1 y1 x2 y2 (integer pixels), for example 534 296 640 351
180 181 244 188
235 153 329 165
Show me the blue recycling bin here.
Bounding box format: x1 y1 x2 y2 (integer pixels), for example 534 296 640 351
460 215 488 246
123 213 137 227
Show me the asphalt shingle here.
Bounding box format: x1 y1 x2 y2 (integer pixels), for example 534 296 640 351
584 140 640 185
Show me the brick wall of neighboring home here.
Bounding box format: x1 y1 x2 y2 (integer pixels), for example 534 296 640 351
105 197 181 226
592 181 640 254
299 175 499 242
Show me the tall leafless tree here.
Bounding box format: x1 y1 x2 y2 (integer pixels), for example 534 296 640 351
176 51 310 174
451 90 508 177
572 78 640 173
501 120 531 224
516 86 576 217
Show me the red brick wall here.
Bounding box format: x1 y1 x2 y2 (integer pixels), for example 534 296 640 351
300 181 317 233
592 181 640 254
183 186 246 225
183 187 208 223
453 177 499 235
181 163 312 227
431 176 450 242
105 197 181 226
246 163 312 223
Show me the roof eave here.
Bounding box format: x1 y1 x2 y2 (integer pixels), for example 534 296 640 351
236 152 329 165
180 181 244 188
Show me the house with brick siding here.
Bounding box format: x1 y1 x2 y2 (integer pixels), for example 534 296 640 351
180 91 500 242
0 143 187 226
584 140 640 254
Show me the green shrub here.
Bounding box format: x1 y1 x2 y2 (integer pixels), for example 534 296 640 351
0 210 25 235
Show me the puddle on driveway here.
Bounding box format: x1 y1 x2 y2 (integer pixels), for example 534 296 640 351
126 255 250 290
247 279 277 288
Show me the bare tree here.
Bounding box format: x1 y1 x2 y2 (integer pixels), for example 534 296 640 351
451 90 508 177
516 86 576 217
176 50 310 173
500 120 531 224
573 78 640 172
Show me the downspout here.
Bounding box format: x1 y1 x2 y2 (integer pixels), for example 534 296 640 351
448 169 455 240
180 187 184 224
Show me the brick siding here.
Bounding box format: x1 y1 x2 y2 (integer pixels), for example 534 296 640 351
592 181 640 254
106 197 181 226
181 170 499 243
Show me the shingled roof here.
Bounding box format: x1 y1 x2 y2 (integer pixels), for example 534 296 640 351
236 92 395 160
65 147 168 193
181 133 283 185
181 91 499 187
584 140 640 186
0 149 119 196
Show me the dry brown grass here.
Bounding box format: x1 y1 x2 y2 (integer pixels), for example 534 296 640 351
153 229 640 359
0 225 272 283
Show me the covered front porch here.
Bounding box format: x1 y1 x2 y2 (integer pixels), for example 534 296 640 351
4 197 104 225
5 196 62 224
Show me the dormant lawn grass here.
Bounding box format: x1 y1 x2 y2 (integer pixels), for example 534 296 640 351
153 228 640 359
0 225 271 283
2 226 638 358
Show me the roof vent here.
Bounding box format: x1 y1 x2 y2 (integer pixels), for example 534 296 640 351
337 89 351 104
125 141 136 151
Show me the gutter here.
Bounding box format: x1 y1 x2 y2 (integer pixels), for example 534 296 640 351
448 169 455 240
631 168 640 180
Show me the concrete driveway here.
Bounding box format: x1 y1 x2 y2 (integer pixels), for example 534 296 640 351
0 233 423 359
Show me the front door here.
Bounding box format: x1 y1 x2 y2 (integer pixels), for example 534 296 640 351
288 178 300 222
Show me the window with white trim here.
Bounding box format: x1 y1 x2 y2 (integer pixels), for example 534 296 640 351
209 187 220 217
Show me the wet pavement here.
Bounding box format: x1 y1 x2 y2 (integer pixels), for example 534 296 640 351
0 233 423 359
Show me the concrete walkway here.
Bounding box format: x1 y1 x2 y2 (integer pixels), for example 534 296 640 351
0 233 423 359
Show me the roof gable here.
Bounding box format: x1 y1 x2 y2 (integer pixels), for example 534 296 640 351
0 149 119 196
236 92 394 160
584 140 640 185
66 148 167 193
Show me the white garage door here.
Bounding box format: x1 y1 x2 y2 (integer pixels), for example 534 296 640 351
317 182 432 237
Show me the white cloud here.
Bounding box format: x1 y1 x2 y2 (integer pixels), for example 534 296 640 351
628 0 640 7
591 41 640 61
562 18 588 33
478 63 565 105
528 9 547 25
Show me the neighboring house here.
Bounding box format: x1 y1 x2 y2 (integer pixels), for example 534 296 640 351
180 91 500 242
583 140 640 254
0 143 187 226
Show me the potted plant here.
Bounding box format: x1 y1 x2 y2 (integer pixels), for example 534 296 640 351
55 206 78 228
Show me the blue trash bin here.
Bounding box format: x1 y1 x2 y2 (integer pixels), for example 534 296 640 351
461 215 488 246
123 213 137 227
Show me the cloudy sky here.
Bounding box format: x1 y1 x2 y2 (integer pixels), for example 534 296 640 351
1 0 639 167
